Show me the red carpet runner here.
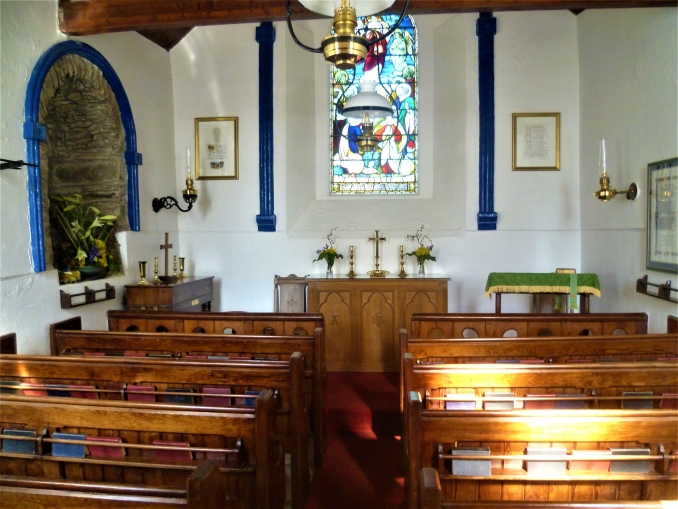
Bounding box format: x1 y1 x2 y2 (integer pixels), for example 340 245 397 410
307 372 404 509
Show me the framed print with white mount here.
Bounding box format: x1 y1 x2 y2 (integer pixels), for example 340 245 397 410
647 157 677 273
512 113 560 171
195 117 239 180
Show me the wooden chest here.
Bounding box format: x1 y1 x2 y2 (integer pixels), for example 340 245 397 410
124 276 214 311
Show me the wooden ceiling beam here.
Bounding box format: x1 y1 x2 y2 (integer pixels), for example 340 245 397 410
59 0 677 36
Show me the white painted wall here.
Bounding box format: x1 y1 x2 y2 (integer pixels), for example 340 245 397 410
0 1 177 353
170 11 581 314
578 8 678 333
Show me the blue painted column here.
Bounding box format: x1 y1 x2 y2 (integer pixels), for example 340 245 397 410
476 13 498 230
256 22 277 232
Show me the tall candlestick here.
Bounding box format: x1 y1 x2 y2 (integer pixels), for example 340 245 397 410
600 138 607 175
186 147 192 180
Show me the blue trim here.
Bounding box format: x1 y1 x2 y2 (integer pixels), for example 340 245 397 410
256 22 277 232
476 13 498 231
24 41 141 272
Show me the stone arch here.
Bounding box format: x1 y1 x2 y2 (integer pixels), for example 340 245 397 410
24 41 141 272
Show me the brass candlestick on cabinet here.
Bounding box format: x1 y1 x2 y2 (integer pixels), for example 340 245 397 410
347 246 357 278
153 257 161 284
138 261 149 285
173 256 178 277
179 257 186 278
397 245 407 278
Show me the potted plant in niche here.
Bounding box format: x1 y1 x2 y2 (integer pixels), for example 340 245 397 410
52 193 119 283
314 227 343 278
406 225 436 277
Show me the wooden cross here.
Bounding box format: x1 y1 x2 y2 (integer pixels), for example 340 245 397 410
160 232 173 277
369 230 386 271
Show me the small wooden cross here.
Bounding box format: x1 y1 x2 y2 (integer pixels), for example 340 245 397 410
160 232 173 277
369 230 387 271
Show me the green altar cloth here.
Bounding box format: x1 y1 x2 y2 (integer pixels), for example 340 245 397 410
485 273 601 298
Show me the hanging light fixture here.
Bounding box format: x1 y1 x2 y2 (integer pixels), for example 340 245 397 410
287 0 410 70
341 80 394 154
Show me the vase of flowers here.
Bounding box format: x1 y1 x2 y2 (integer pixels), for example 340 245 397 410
406 225 436 278
52 193 118 283
314 227 343 278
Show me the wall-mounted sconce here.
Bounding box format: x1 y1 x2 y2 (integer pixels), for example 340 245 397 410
593 139 637 202
0 158 39 170
152 148 198 213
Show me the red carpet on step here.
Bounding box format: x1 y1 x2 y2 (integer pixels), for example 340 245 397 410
307 372 404 509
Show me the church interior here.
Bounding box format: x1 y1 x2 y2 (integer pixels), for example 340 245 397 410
0 0 677 507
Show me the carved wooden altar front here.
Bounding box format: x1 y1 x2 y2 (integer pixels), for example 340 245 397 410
307 276 449 372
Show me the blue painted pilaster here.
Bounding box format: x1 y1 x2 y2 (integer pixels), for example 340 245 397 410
477 13 498 230
256 22 277 232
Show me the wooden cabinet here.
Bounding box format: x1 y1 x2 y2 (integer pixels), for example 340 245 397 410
124 276 214 311
307 276 449 372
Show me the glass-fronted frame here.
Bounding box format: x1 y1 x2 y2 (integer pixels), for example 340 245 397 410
330 14 418 195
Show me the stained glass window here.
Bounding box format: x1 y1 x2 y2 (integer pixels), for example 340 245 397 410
330 14 418 195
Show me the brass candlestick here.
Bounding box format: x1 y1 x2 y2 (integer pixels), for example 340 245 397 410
153 257 160 284
179 257 186 278
346 246 357 278
138 261 149 285
397 245 407 278
173 255 178 277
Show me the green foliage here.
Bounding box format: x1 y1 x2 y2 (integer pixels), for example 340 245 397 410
52 193 118 270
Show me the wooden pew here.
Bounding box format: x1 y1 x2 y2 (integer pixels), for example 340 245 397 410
410 313 648 339
50 319 326 470
50 316 327 468
1 332 17 354
106 310 324 337
0 460 224 509
668 315 677 334
407 390 678 509
0 353 310 509
403 360 678 508
419 468 670 509
0 390 285 509
399 332 678 411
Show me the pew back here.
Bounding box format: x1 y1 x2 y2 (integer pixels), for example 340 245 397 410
0 391 284 509
49 323 326 470
0 460 224 509
410 313 648 339
404 360 678 507
0 353 310 508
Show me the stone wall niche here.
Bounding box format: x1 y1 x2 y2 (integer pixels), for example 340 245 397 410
38 54 128 272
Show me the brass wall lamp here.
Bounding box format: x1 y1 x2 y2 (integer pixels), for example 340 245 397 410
593 139 637 202
153 148 198 213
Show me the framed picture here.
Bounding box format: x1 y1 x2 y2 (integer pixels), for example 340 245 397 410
195 117 239 180
647 157 677 273
512 113 560 171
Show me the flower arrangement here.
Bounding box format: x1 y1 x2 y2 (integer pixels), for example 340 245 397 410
314 227 343 272
406 225 436 266
52 193 119 281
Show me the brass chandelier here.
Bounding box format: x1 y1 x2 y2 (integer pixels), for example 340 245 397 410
287 0 410 70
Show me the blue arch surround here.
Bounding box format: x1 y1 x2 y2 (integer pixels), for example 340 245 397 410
24 40 142 272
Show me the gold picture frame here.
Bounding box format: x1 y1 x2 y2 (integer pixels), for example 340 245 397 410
195 117 239 180
512 113 560 171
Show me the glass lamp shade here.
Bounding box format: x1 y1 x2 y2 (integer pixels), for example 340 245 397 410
299 0 396 17
342 81 394 120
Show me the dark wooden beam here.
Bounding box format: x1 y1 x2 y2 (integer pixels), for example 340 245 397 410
137 27 193 51
59 0 677 37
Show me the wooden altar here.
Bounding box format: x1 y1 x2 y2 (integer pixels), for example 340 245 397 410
307 275 449 372
124 276 214 311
